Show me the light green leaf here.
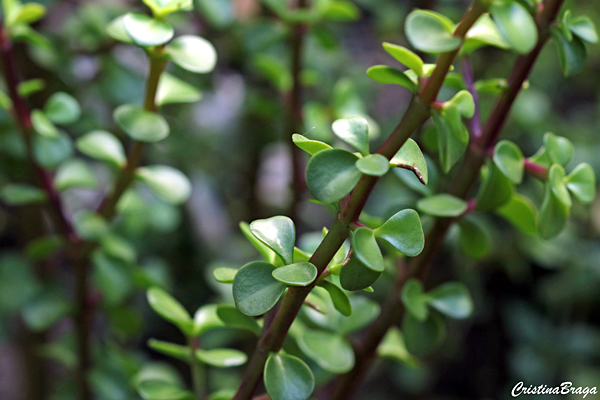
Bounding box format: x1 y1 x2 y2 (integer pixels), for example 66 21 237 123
544 132 573 167
417 194 467 217
8 3 46 26
552 28 587 77
565 163 595 204
73 211 108 241
496 193 538 235
44 92 81 125
31 109 59 138
493 140 524 184
240 221 277 263
142 0 193 17
114 105 169 142
106 15 134 44
539 183 570 239
569 16 598 43
432 108 468 173
306 148 361 203
216 304 261 335
352 227 384 272
374 209 424 257
297 330 354 373
232 261 286 316
447 90 474 118
18 79 45 97
156 73 202 106
320 0 360 22
272 262 317 286
136 166 192 205
463 13 510 53
264 353 315 400
331 116 369 156
166 35 217 74
548 163 571 207
137 380 193 400
490 2 538 54
405 9 461 53
427 282 473 319
401 279 429 321
366 66 416 92
148 339 191 362
390 139 428 185
147 287 194 336
123 13 174 47
250 216 295 265
382 42 424 76
54 159 98 191
1 184 46 205
76 130 126 167
193 304 225 336
377 327 419 367
292 134 332 155
319 280 352 316
195 349 247 368
212 267 237 284
355 154 390 176
458 218 491 260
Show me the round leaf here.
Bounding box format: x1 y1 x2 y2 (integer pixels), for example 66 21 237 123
496 193 538 235
250 216 295 265
76 130 126 167
114 105 169 142
405 10 461 53
374 209 424 257
212 267 237 284
156 73 202 106
569 16 598 44
493 140 524 184
216 304 261 335
195 348 247 368
544 132 573 167
147 287 193 335
355 154 390 177
264 353 315 400
565 163 595 204
272 262 317 286
297 331 354 373
292 134 332 155
331 116 369 156
54 159 98 191
548 164 571 207
417 194 467 217
402 312 446 357
390 138 428 185
401 279 429 321
382 42 424 76
136 166 192 205
427 282 473 319
339 254 382 291
44 92 81 125
458 218 491 259
106 15 134 44
306 148 361 203
351 227 383 272
123 13 174 47
166 35 217 73
366 66 416 92
490 2 538 54
232 261 286 316
476 161 514 212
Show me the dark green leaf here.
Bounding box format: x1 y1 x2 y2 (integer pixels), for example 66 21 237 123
366 66 416 92
76 130 126 167
401 279 429 321
319 280 352 316
264 353 315 400
476 161 514 212
355 154 390 176
493 140 524 184
405 10 461 53
496 193 538 235
195 348 247 368
539 183 570 239
166 35 217 74
1 184 46 205
427 282 473 319
232 261 286 316
552 28 587 77
44 92 80 125
491 2 538 54
114 105 169 142
297 330 354 373
417 194 467 217
390 138 428 185
147 287 193 335
123 13 174 47
374 209 425 257
458 218 491 259
25 236 64 261
272 262 317 286
352 227 384 272
252 54 291 92
565 163 596 204
339 253 382 291
216 304 261 335
306 148 361 203
250 216 295 265
331 116 369 155
402 312 446 357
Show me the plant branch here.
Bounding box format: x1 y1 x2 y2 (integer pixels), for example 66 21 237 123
462 57 482 139
231 3 487 399
329 1 565 398
524 159 549 180
188 336 206 400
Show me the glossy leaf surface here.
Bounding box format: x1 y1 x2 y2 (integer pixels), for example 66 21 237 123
264 353 315 400
306 148 361 203
374 209 424 257
232 261 286 316
250 216 295 265
272 262 317 286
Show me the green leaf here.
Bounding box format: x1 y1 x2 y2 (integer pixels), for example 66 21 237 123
569 16 598 43
427 282 473 319
212 267 237 283
401 279 429 321
73 211 108 241
539 182 570 239
44 92 81 125
490 2 538 54
147 287 193 336
331 116 369 155
339 253 382 291
447 90 475 118
166 35 217 74
8 3 46 26
76 130 126 167
417 194 467 217
195 348 247 368
138 380 193 400
496 193 538 235
366 66 416 92
378 327 419 367
240 222 277 263
306 148 361 203
292 134 332 155
320 0 360 22
382 42 424 76
106 15 134 44
142 0 193 17
31 109 59 138
250 216 295 265
374 209 425 257
493 140 524 184
136 166 191 205
549 163 571 207
148 339 191 362
216 304 261 335
476 161 514 212
232 261 286 316
252 54 292 92
34 130 73 169
544 132 573 167
390 139 428 185
114 105 170 142
156 73 202 106
54 159 98 191
352 227 384 272
463 13 510 53
25 236 65 261
319 280 352 316
264 353 315 400
432 108 468 173
1 184 46 205
403 312 446 357
552 28 587 77
123 13 174 47
193 305 225 336
22 292 71 332
18 79 45 97
272 262 317 286
405 10 461 53
297 330 354 373
565 163 596 204
458 218 491 259
355 154 390 176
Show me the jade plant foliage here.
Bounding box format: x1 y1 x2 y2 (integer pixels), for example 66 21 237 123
0 0 599 400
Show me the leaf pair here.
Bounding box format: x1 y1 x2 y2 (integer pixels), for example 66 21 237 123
553 11 598 76
402 279 473 321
